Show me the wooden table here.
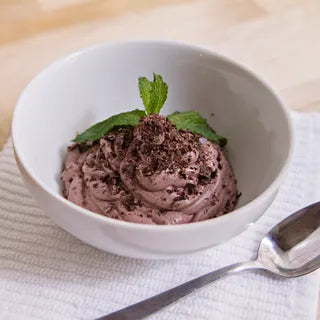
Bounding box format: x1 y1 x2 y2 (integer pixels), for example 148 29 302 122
1 0 319 316
1 0 320 149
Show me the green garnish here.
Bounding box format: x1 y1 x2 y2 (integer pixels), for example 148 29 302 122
73 109 145 143
138 73 168 115
73 73 227 146
167 111 227 147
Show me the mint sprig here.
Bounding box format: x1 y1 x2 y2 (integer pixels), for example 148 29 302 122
73 73 227 147
138 73 168 115
73 109 145 143
168 111 227 147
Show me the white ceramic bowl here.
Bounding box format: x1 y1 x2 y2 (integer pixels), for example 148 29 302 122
12 41 293 259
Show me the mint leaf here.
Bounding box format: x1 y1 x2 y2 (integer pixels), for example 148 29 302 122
138 77 152 111
138 73 168 115
167 111 227 147
73 109 146 143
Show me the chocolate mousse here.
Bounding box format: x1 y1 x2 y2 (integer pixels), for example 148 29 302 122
61 114 239 224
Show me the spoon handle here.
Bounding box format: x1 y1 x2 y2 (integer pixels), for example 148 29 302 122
97 260 262 320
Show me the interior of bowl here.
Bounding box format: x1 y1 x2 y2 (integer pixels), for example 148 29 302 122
12 41 291 212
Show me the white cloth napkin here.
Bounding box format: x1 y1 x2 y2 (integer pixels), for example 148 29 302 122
0 112 319 320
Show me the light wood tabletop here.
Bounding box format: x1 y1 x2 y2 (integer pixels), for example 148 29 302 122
1 0 320 149
0 0 319 316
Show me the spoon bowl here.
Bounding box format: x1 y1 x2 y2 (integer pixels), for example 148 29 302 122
258 201 320 277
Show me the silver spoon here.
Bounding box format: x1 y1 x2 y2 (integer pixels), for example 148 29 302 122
98 201 320 320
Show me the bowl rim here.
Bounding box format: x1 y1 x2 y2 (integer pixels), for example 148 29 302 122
11 39 294 232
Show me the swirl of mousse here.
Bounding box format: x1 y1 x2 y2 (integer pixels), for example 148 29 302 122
61 115 238 225
62 127 161 224
119 114 238 224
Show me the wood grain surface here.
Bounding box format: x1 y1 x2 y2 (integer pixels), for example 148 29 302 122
0 0 319 316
